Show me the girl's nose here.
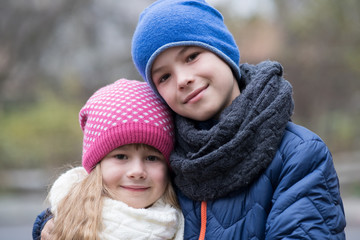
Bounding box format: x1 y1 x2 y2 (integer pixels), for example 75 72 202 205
127 160 147 179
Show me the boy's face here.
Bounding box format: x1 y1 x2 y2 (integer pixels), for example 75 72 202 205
152 46 240 121
100 144 168 209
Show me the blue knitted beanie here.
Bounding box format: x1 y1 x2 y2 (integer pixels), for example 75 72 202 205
131 0 242 96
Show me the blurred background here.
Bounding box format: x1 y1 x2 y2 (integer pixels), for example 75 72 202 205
0 0 359 239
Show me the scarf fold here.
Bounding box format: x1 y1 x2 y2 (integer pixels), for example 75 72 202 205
101 198 183 240
170 60 294 201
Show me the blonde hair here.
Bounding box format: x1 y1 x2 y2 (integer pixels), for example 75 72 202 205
49 145 179 239
49 165 104 240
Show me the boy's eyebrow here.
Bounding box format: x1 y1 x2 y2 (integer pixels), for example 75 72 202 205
152 65 164 76
177 46 190 57
152 46 190 75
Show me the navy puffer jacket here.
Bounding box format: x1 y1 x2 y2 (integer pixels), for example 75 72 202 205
178 122 345 239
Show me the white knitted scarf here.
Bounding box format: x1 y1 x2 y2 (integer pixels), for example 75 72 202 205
49 167 184 240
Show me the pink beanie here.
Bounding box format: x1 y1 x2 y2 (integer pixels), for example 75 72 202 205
79 79 174 173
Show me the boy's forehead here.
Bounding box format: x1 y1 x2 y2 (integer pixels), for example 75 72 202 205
153 46 205 66
152 47 189 70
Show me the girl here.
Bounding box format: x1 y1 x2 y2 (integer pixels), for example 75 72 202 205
33 79 184 240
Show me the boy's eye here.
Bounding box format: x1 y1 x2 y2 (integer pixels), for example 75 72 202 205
158 73 170 83
186 52 199 63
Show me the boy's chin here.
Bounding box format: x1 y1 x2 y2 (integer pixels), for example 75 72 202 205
184 111 217 122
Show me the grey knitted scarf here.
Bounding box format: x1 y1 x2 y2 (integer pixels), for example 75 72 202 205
170 61 294 201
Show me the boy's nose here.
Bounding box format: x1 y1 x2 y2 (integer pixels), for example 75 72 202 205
177 69 194 89
178 76 194 90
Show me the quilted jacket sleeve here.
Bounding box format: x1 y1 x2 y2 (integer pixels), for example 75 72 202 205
32 208 53 240
266 124 346 239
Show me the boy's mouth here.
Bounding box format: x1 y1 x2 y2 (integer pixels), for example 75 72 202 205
183 85 208 104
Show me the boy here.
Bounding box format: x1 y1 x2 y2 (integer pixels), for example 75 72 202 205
132 0 346 239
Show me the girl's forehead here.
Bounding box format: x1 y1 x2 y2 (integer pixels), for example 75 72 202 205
113 144 161 153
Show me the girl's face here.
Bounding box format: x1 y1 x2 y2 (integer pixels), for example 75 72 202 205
100 144 168 209
151 46 240 121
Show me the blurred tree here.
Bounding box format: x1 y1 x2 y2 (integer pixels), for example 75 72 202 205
0 0 152 110
0 0 84 108
272 0 360 151
274 0 360 116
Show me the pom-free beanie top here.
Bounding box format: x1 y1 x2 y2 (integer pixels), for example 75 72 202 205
79 79 174 173
132 0 242 96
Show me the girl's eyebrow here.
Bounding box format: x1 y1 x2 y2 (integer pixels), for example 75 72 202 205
152 46 190 75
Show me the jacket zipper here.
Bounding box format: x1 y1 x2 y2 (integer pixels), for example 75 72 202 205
198 201 207 240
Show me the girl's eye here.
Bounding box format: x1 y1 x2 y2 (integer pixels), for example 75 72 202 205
114 154 127 160
186 52 199 63
146 155 160 162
